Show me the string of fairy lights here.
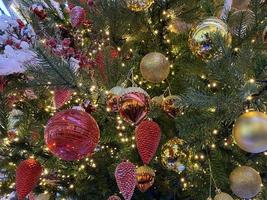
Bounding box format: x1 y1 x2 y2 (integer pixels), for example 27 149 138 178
1 3 267 199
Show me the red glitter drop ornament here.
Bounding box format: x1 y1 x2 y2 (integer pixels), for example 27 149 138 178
115 161 136 200
53 88 72 109
44 109 100 161
135 120 161 165
70 6 86 28
107 195 121 200
16 159 43 200
119 87 150 125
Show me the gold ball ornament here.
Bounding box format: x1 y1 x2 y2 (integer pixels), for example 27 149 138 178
126 0 154 12
188 17 232 61
162 95 184 118
140 52 170 83
233 111 267 153
136 165 155 192
214 192 233 200
228 9 255 38
232 0 250 10
230 166 262 199
161 137 189 173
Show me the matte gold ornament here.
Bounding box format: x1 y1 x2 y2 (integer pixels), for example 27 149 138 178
228 9 255 38
230 166 262 199
126 0 154 12
162 95 184 118
140 52 170 83
136 165 155 192
232 0 250 10
188 17 232 61
214 192 234 200
233 111 267 153
161 137 188 173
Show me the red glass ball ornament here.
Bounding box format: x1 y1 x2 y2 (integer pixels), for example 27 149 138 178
44 109 100 161
135 120 161 165
16 159 43 200
115 161 136 200
119 87 150 125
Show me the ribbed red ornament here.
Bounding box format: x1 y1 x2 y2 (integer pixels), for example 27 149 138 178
16 159 42 200
53 88 72 109
115 161 136 200
135 120 161 165
44 109 100 161
107 195 121 200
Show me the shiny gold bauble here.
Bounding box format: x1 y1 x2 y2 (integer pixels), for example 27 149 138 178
126 0 154 12
230 166 262 199
188 17 232 61
214 192 234 200
228 9 255 38
233 111 267 153
161 137 188 173
140 52 170 83
232 0 251 10
162 95 184 118
136 165 155 192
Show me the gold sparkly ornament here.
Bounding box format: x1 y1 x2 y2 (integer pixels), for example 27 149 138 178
161 137 189 173
140 52 170 83
228 9 255 38
188 17 232 61
126 0 154 12
162 95 184 118
232 0 250 10
136 165 155 192
230 166 262 199
214 191 233 200
233 111 267 153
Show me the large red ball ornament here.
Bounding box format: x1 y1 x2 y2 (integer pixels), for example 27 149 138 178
119 87 150 125
16 159 43 200
135 120 161 165
115 161 136 200
44 109 100 161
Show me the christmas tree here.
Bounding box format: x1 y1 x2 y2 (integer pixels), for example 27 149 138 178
0 0 267 199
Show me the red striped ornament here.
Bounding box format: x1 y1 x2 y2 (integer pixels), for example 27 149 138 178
44 109 100 161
